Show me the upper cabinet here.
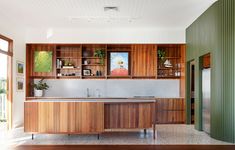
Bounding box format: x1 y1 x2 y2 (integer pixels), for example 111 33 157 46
81 44 107 79
157 44 185 79
26 44 185 80
26 44 56 78
132 44 157 78
55 45 82 79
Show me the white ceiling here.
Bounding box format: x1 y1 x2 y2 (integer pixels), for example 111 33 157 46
0 0 217 29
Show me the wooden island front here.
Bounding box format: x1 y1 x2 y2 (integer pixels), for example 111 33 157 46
24 99 156 139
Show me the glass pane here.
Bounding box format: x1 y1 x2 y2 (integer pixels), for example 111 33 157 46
0 39 9 52
0 53 7 123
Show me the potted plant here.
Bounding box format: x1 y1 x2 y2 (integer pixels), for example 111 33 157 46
33 79 49 97
94 49 105 65
158 49 166 67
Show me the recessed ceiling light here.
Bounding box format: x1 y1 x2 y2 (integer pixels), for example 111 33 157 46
104 6 118 12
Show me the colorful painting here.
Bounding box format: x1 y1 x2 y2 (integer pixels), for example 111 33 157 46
110 52 129 76
16 61 24 76
16 77 24 92
34 51 53 72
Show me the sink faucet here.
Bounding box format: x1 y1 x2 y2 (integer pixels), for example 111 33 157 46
86 88 91 97
95 89 101 98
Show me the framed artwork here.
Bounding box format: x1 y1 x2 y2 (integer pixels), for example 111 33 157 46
16 61 24 76
83 69 91 76
109 52 129 76
16 77 24 92
34 51 53 72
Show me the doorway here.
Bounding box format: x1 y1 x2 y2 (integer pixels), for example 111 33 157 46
0 35 13 130
190 61 195 124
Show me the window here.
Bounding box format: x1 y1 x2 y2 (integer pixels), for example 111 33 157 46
0 39 9 52
0 34 13 130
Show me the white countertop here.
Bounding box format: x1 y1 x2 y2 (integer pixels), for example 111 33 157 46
25 98 157 103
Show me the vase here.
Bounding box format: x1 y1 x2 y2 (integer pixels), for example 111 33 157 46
34 89 43 97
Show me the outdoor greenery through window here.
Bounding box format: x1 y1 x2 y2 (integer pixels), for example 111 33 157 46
0 53 7 122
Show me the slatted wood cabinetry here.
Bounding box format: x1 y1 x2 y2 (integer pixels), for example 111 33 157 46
131 44 157 78
156 98 185 124
104 103 154 129
24 102 104 133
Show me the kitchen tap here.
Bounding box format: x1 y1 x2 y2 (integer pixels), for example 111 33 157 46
95 89 101 98
86 88 91 97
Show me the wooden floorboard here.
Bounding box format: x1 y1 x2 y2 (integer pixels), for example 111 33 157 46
10 145 235 150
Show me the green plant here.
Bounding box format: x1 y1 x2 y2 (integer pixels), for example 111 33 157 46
94 49 105 65
33 79 49 90
0 79 6 94
0 88 6 94
158 49 166 62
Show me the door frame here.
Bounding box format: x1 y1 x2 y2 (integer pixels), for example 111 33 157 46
0 34 13 129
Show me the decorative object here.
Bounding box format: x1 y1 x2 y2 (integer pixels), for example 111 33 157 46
94 49 105 65
83 50 92 57
33 79 49 97
110 52 129 76
83 69 91 76
34 51 53 72
16 61 24 76
16 77 24 92
158 49 166 62
164 59 173 68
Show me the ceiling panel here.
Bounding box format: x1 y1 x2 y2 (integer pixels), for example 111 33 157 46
0 0 217 29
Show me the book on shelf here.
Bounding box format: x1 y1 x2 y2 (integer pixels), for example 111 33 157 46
62 66 74 69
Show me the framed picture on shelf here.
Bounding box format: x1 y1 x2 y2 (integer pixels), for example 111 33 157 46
16 61 24 76
83 69 91 76
16 77 24 92
109 52 129 76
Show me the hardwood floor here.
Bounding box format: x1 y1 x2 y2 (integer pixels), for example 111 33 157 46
11 145 235 150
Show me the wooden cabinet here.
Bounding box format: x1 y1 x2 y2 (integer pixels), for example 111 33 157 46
24 102 104 133
104 103 154 129
81 44 107 79
131 44 157 78
157 44 185 79
55 45 82 79
156 98 185 124
26 44 185 80
202 53 210 69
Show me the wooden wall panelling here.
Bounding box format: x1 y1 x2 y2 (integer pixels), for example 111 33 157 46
202 53 210 69
131 44 157 78
24 102 104 134
156 98 185 124
180 45 186 98
104 103 153 129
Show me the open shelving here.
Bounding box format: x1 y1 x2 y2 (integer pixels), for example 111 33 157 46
157 45 183 79
56 45 82 78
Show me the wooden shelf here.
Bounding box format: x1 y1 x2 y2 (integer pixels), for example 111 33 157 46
82 64 105 66
82 57 102 59
82 76 106 79
57 57 81 59
56 76 81 79
57 68 80 70
158 68 180 70
132 76 156 79
157 76 180 79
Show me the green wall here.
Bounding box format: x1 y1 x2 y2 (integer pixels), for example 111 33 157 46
186 0 235 143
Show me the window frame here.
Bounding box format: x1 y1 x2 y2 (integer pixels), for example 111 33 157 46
0 34 13 129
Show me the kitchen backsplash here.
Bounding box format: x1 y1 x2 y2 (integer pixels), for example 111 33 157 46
34 79 180 98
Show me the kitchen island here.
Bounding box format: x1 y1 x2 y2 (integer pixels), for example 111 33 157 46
24 98 157 139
